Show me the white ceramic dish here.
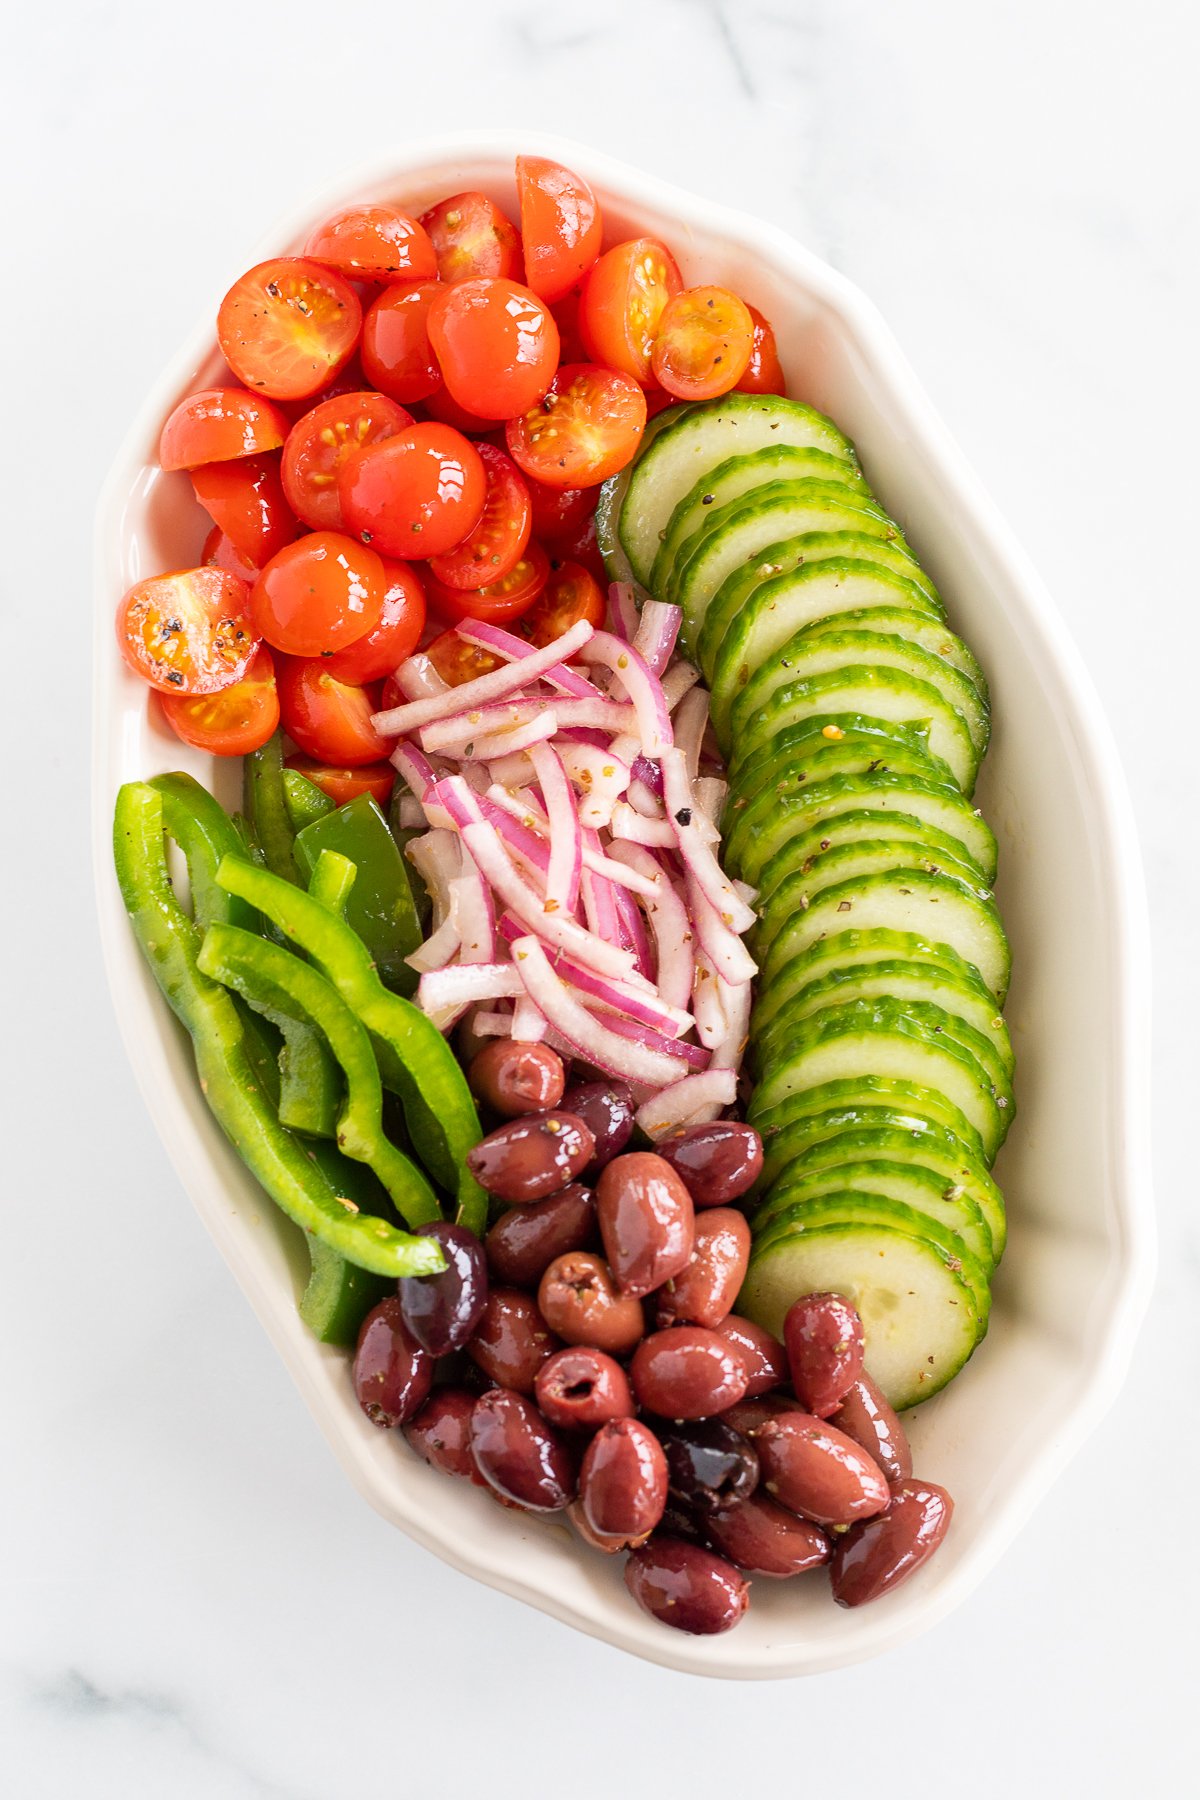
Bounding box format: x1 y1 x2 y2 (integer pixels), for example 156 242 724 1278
93 132 1154 1678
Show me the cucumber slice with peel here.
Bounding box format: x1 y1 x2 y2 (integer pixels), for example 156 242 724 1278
750 1079 989 1169
751 838 989 955
753 1165 995 1271
752 816 991 916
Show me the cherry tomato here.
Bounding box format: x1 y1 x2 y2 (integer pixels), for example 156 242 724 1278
275 354 368 424
425 629 503 687
518 559 605 646
160 646 279 755
116 567 258 695
159 387 289 471
644 387 680 421
550 290 588 365
426 278 559 421
426 444 531 591
423 384 497 435
516 157 603 303
277 661 389 765
426 539 550 625
321 559 426 682
285 755 394 807
191 454 298 568
737 304 787 396
651 285 754 401
506 363 646 489
250 532 386 657
420 191 522 284
339 423 487 559
525 476 595 549
578 238 683 386
361 283 444 404
304 204 437 284
281 391 413 531
217 258 362 402
554 509 607 587
202 525 261 584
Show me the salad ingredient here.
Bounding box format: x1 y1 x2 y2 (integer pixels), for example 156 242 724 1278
250 531 386 656
714 1316 789 1398
286 757 394 810
403 1387 488 1484
831 1375 913 1484
299 1235 391 1349
420 190 522 285
160 644 279 754
596 1153 695 1299
467 1039 566 1117
654 1208 751 1329
829 1479 953 1607
703 1495 830 1578
352 1297 435 1427
159 386 289 471
579 1418 668 1542
469 1388 575 1511
244 731 303 881
293 793 422 994
202 525 261 584
657 1419 760 1512
623 1538 749 1636
534 1347 633 1431
192 454 298 568
424 540 550 625
361 282 444 403
427 277 559 419
537 1252 644 1355
736 306 787 397
560 1081 636 1173
277 661 389 766
516 156 602 302
218 257 361 401
467 1287 560 1393
484 1183 597 1288
655 1122 764 1209
505 363 646 489
578 236 684 385
784 1292 867 1419
630 1327 748 1420
650 286 754 401
339 422 487 557
750 1412 890 1526
397 1221 489 1355
517 558 605 645
304 203 437 283
466 1111 596 1202
280 391 413 532
426 444 531 591
116 566 259 695
320 559 426 682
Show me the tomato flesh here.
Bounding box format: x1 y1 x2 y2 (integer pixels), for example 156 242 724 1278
516 157 603 303
424 630 503 687
425 539 549 625
218 258 361 402
426 444 531 591
159 387 289 471
361 283 444 404
277 662 389 765
202 525 261 584
651 285 754 401
304 204 437 283
506 363 646 489
427 278 559 421
281 391 412 532
420 191 522 284
321 559 426 682
192 454 298 568
519 560 606 646
160 646 279 755
117 567 259 695
579 237 683 386
737 304 788 396
339 423 488 559
285 755 394 807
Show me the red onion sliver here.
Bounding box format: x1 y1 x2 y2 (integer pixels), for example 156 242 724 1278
607 581 640 641
631 599 682 676
709 978 752 1072
511 995 549 1042
390 739 439 799
629 753 664 796
605 841 695 1014
661 747 756 933
454 619 602 697
471 1008 515 1038
466 713 559 760
634 1070 738 1139
510 935 691 1088
405 914 461 974
686 872 757 985
597 1010 710 1069
392 654 449 701
609 803 676 847
373 618 594 734
577 631 673 759
673 687 710 784
661 661 702 710
529 741 582 915
404 829 462 929
495 914 690 1036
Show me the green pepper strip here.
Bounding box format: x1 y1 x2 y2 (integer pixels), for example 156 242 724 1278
294 794 424 996
113 782 446 1280
307 846 357 916
197 922 441 1229
244 732 302 884
216 852 487 1234
284 767 336 832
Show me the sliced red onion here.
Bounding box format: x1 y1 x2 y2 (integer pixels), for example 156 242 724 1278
529 740 582 916
556 741 630 829
634 1070 738 1139
605 841 695 1014
607 581 640 641
405 913 461 975
691 951 728 1051
404 829 462 930
577 631 673 758
709 978 752 1072
420 702 537 753
609 803 676 847
631 599 682 676
625 777 666 819
733 878 758 907
471 1008 515 1038
686 872 757 986
418 961 523 1011
392 654 448 701
393 794 425 829
612 879 655 981
454 620 602 697
661 661 702 710
629 753 664 797
673 687 710 784
580 858 620 946
596 1010 710 1069
389 739 439 800
495 913 691 1029
693 775 728 824
467 712 559 761
661 748 756 934
452 849 497 964
373 618 594 735
485 749 537 790
511 994 549 1042
510 935 691 1088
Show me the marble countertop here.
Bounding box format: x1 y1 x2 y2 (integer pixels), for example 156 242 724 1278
3 0 1196 1793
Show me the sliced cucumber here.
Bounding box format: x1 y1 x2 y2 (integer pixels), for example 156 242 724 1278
752 837 988 953
750 1078 989 1169
799 606 988 708
729 712 952 810
754 1165 995 1271
751 925 998 1033
596 402 688 584
752 815 990 914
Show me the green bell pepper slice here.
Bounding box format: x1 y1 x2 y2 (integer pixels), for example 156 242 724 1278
284 766 336 831
294 793 423 995
244 732 301 884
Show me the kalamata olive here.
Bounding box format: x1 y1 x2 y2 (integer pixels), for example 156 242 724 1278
398 1222 488 1356
832 1374 913 1483
784 1292 866 1418
468 1039 566 1117
466 1111 596 1203
467 1287 560 1393
352 1297 434 1427
655 1208 751 1328
830 1478 954 1606
537 1252 645 1355
704 1493 832 1577
596 1152 695 1297
469 1388 576 1511
656 1418 760 1512
657 1496 709 1545
630 1327 748 1420
723 1393 802 1436
655 1121 763 1207
715 1315 790 1397
402 1387 487 1485
484 1183 597 1288
624 1537 750 1635
535 1346 634 1430
561 1080 635 1170
580 1418 668 1541
566 1497 630 1554
752 1411 890 1526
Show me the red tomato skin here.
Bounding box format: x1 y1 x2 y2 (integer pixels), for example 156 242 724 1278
304 204 438 283
361 283 444 404
525 476 594 549
250 532 386 658
116 567 259 696
426 443 531 592
426 278 559 420
578 238 684 386
202 525 261 584
549 290 588 365
338 424 488 559
159 646 279 755
554 510 607 588
284 756 395 807
277 662 390 765
519 559 606 646
516 157 603 303
217 258 362 402
420 191 522 284
737 305 788 396
191 455 299 567
651 285 754 401
505 363 647 489
321 559 427 682
425 539 550 626
423 384 497 435
159 388 289 471
280 391 413 532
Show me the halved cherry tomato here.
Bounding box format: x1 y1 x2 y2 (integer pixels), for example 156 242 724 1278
159 388 289 471
277 662 389 765
525 475 595 549
554 509 607 588
284 754 394 807
217 258 362 402
578 238 683 386
518 559 605 646
516 157 603 303
304 204 437 283
505 363 646 489
192 455 299 568
361 283 444 404
160 646 279 755
424 629 503 687
281 391 413 531
202 525 260 584
116 567 259 695
644 387 681 421
550 290 588 365
321 559 426 682
339 423 487 559
736 304 787 396
426 444 531 591
420 191 522 284
275 354 368 425
650 285 754 401
250 532 386 657
423 384 497 435
426 278 559 421
425 539 550 625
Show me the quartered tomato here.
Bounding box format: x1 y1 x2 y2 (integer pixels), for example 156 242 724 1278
285 754 394 807
524 475 595 548
321 559 426 682
339 423 488 559
426 444 531 591
737 304 787 396
361 283 444 404
650 285 754 401
217 258 362 402
425 539 549 625
518 559 605 646
160 645 279 755
505 363 646 489
192 454 298 569
116 567 259 695
159 387 289 471
304 204 437 283
579 238 683 386
420 191 522 284
277 661 389 765
426 278 559 420
281 391 413 531
202 525 261 584
424 629 503 687
516 157 603 303
250 531 386 657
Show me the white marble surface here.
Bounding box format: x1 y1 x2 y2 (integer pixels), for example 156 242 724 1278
2 0 1197 1792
